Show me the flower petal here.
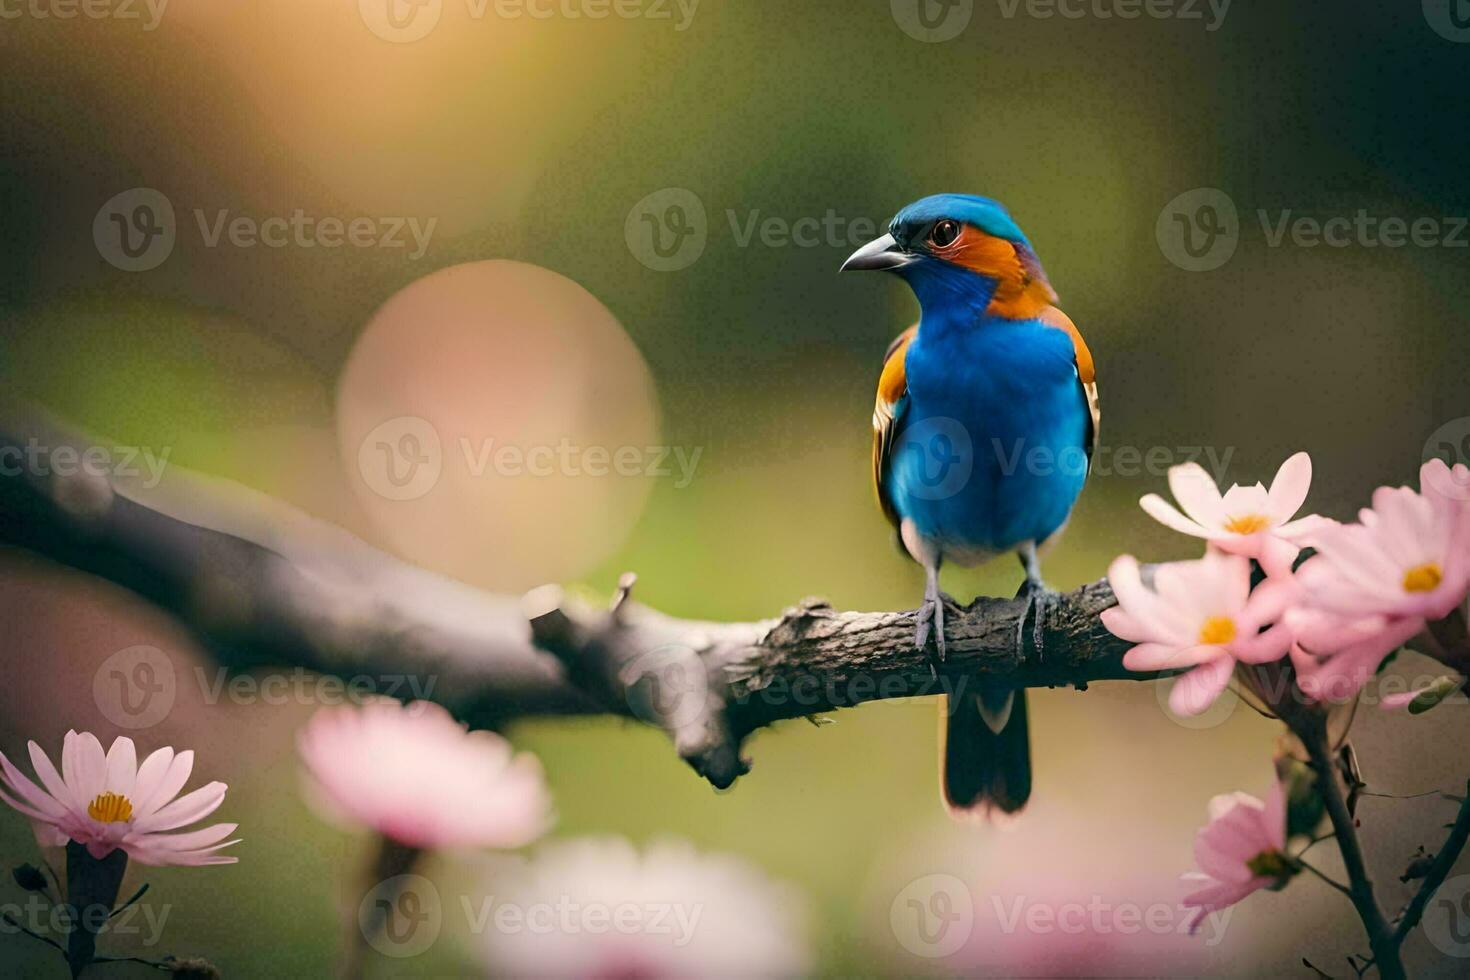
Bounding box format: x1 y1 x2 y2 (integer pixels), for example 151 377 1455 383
133 750 193 818
1266 452 1312 523
1140 494 1213 538
1169 657 1236 716
1168 463 1228 528
104 737 138 797
133 781 226 833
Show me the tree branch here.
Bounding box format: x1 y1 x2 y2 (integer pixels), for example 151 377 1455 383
0 406 1143 790
1391 781 1470 945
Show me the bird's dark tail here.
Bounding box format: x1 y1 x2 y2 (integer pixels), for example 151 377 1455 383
939 686 1031 817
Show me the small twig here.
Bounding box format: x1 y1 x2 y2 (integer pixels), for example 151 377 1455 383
93 954 174 971
1391 779 1470 944
1 911 65 953
1295 831 1338 860
110 882 149 918
1296 857 1352 896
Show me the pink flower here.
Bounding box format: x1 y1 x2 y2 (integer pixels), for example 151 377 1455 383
298 699 551 850
1284 460 1470 702
1139 452 1329 576
0 732 239 866
479 837 811 980
1183 776 1294 933
1295 460 1470 622
1103 551 1294 715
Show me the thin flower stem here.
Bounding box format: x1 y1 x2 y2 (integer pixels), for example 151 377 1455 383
1391 779 1470 945
1295 857 1352 896
1300 719 1405 980
93 954 172 971
1294 831 1337 860
1 911 65 953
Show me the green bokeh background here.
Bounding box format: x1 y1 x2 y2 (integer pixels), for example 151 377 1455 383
2 1 1468 976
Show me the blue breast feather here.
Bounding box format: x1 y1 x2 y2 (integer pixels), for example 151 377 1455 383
886 317 1090 561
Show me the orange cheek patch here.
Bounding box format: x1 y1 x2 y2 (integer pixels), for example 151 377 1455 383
932 227 1057 320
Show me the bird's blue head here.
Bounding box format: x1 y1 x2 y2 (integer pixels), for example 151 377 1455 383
842 194 1056 320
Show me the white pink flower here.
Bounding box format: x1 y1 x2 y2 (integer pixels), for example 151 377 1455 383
0 732 239 866
1103 551 1294 715
1285 459 1470 702
1294 460 1470 622
298 699 551 851
1182 776 1294 933
1139 452 1328 576
479 837 810 980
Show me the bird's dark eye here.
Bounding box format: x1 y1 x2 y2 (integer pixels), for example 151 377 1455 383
929 219 961 248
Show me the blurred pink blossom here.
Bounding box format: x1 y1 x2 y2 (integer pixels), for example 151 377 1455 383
479 837 810 980
298 699 551 850
0 731 239 866
1182 777 1293 934
1104 551 1294 715
1139 452 1330 576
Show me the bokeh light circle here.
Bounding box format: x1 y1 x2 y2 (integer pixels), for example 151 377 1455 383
337 260 659 592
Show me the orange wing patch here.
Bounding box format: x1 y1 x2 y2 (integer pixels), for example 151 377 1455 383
1038 305 1101 469
872 325 916 528
1037 306 1094 383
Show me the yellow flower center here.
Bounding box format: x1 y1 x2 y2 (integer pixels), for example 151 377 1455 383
1223 514 1270 535
1402 563 1443 594
1199 616 1237 645
86 792 133 824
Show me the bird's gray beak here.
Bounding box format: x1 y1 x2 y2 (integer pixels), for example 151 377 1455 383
841 233 914 272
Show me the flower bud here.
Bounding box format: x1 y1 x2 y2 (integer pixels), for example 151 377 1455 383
11 863 48 893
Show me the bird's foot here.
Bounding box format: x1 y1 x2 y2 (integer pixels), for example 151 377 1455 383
914 594 946 662
1014 578 1057 661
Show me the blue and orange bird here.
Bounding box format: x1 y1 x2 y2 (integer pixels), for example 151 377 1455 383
842 194 1099 816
